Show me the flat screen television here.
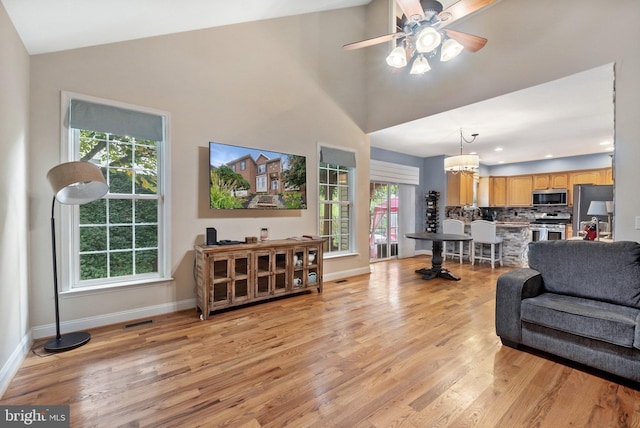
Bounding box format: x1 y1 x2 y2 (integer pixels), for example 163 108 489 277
209 141 307 210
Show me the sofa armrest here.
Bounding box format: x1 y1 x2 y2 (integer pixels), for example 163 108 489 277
495 268 543 346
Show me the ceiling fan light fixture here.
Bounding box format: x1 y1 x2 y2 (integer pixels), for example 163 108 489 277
385 46 407 68
415 26 442 53
440 38 464 62
410 54 431 75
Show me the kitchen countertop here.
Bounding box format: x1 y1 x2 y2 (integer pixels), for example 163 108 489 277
459 221 530 228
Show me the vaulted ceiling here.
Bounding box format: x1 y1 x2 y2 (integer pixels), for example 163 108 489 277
2 0 614 165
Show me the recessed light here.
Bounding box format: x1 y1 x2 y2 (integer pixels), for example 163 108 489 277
495 147 503 152
605 146 614 152
545 154 553 158
600 141 612 146
469 151 477 155
498 160 505 164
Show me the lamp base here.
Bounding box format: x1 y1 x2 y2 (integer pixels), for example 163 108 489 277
44 332 91 352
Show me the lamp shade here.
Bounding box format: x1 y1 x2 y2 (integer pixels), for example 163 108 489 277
444 154 479 173
415 26 442 53
386 46 407 68
587 200 608 216
605 200 614 213
47 161 108 205
410 54 431 75
440 38 464 62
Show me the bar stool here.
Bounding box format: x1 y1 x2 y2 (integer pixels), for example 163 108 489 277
470 220 503 269
442 219 465 263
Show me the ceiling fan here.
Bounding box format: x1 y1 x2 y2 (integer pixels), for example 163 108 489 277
343 0 495 74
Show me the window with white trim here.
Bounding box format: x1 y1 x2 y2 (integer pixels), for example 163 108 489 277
60 92 171 290
319 146 356 255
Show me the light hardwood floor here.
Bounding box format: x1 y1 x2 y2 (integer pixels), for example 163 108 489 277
2 256 640 427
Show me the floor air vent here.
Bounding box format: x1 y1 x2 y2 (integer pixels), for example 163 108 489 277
123 319 154 329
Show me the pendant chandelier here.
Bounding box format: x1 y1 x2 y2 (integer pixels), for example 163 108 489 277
444 129 479 174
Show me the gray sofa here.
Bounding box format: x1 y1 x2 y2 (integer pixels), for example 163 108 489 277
495 240 640 382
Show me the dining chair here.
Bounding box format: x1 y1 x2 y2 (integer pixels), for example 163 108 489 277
442 219 465 264
470 220 503 269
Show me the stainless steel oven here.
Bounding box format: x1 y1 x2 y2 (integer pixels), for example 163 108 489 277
529 213 569 241
529 224 566 241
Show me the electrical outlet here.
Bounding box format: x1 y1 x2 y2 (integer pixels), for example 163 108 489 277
636 216 640 230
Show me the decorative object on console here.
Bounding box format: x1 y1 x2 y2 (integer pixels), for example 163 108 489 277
206 227 218 245
342 0 495 75
46 161 109 352
444 129 479 174
209 141 307 210
260 228 269 241
587 200 608 241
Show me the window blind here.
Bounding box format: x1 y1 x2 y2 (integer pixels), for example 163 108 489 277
69 99 164 141
320 146 356 168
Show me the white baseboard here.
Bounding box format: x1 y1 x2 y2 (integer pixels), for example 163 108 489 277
31 298 197 340
0 332 32 399
324 266 371 282
415 249 432 256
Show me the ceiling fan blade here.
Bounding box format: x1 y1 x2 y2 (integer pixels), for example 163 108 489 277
342 32 402 51
439 0 496 27
443 29 487 52
396 0 425 21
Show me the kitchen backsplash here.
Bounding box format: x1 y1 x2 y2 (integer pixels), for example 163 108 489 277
445 206 573 223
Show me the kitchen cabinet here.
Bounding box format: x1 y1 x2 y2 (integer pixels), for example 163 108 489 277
446 172 474 206
568 169 610 204
550 173 569 188
489 176 506 207
506 175 533 206
532 175 550 190
570 170 602 186
532 173 568 190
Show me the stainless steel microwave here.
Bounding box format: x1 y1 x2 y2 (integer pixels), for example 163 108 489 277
532 189 568 206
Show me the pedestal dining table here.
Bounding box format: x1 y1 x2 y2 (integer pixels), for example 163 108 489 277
406 232 473 281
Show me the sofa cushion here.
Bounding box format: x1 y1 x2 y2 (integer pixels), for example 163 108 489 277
521 293 640 349
527 240 640 308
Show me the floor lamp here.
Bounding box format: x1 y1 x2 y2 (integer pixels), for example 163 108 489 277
45 161 108 352
587 200 608 242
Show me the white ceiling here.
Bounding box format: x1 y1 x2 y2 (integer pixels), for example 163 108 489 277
370 63 615 165
1 0 371 55
2 0 615 166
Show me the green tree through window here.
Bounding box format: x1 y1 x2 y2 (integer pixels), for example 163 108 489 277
77 130 160 281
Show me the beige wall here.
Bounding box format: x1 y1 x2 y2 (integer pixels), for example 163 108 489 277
365 0 640 241
0 2 30 393
28 9 371 331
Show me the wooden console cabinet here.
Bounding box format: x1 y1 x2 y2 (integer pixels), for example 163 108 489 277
195 239 323 319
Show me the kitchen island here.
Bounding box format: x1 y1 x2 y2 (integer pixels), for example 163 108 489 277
460 221 530 267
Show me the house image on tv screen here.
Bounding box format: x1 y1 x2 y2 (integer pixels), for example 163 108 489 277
209 142 307 210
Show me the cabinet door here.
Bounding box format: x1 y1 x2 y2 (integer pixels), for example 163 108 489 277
231 253 251 303
570 170 601 186
507 176 533 206
489 177 507 207
550 173 568 188
461 173 474 205
532 175 550 190
446 172 461 206
446 172 474 206
209 256 231 307
254 250 271 297
603 167 613 184
272 249 289 294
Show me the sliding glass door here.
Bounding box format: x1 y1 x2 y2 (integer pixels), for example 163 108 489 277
369 182 399 261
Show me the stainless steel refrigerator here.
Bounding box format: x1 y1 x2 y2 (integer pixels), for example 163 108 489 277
572 184 613 236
